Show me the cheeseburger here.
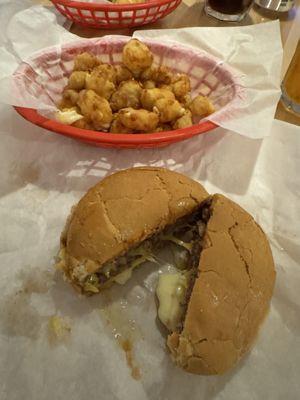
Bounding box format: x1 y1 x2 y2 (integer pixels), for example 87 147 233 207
56 167 276 375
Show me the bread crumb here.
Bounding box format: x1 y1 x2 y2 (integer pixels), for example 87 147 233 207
48 315 71 343
71 263 89 282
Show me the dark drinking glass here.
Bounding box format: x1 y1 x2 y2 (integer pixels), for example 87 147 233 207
205 0 255 21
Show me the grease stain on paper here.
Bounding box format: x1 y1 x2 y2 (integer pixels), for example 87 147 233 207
1 267 54 339
100 299 142 380
120 338 141 380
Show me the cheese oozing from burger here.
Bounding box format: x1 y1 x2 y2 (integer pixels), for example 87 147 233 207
56 108 83 125
156 273 188 332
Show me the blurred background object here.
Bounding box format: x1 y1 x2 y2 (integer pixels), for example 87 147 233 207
255 0 295 12
204 0 255 21
281 41 300 116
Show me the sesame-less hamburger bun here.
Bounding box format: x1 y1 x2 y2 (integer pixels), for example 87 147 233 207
56 167 208 293
167 194 276 374
56 168 275 375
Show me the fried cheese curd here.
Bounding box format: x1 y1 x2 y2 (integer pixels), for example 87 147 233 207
77 90 113 130
140 88 175 110
109 117 133 133
110 80 143 111
122 39 153 77
85 64 116 99
188 95 215 118
154 98 185 123
114 65 133 84
118 108 159 132
56 39 215 133
73 52 101 72
173 109 193 129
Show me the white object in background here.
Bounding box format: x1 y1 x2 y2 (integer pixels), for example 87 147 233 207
134 22 283 139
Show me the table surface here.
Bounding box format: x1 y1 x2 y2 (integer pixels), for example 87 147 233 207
67 0 300 127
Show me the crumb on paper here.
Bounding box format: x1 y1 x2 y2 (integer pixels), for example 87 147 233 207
48 315 71 344
55 248 66 271
70 263 89 283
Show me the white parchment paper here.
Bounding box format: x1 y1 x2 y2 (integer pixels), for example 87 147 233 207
134 23 283 138
0 100 300 400
0 3 299 400
0 5 282 138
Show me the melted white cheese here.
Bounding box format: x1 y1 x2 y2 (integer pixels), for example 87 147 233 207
156 273 188 332
56 108 83 125
113 268 133 285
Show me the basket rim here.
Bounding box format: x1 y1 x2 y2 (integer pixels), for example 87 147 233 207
14 106 218 145
50 0 178 10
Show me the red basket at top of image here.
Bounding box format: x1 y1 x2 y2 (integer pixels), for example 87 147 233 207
51 0 181 29
14 36 242 149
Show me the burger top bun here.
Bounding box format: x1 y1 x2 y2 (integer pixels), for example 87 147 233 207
167 194 276 375
61 167 208 276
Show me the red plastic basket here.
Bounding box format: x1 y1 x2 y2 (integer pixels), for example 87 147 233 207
50 0 182 29
13 37 240 149
14 106 217 148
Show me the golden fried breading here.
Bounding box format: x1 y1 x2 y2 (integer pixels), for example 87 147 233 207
62 89 79 107
140 65 173 84
158 84 173 92
154 98 185 123
118 107 159 132
85 65 116 100
67 71 88 91
72 117 93 130
93 64 117 84
140 88 175 111
58 99 73 110
110 117 133 133
188 95 215 118
122 39 153 77
155 66 174 84
173 110 193 129
115 65 133 84
143 80 156 89
77 90 113 130
59 89 79 109
180 94 192 108
171 73 191 99
110 80 142 111
154 124 172 132
139 66 153 81
73 52 101 72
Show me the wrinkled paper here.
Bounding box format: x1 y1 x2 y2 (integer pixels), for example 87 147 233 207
0 3 299 400
0 5 282 138
0 103 300 399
